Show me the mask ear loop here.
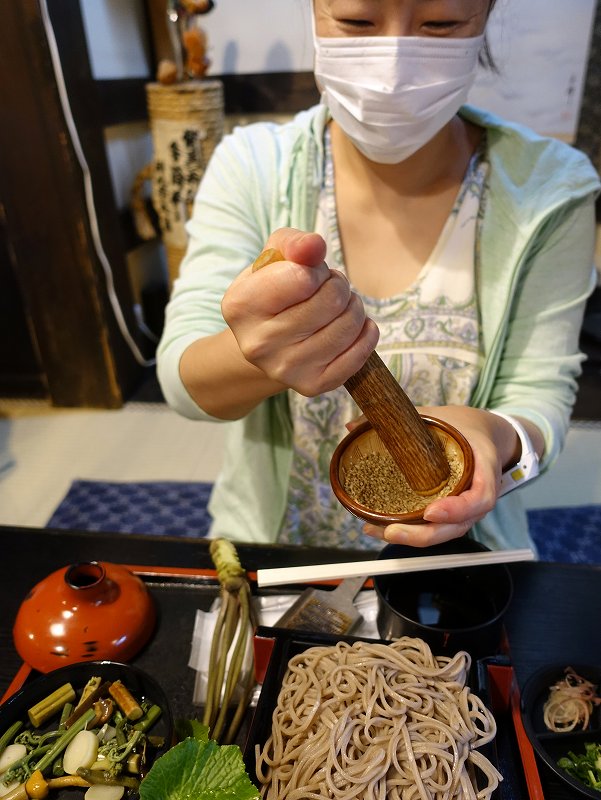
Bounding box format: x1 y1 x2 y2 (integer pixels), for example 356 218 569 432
310 9 328 103
310 3 318 42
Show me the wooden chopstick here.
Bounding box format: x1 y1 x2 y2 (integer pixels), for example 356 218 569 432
256 548 536 588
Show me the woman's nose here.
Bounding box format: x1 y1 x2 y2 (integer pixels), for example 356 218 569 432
379 11 413 37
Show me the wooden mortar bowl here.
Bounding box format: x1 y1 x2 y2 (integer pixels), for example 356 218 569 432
330 416 474 526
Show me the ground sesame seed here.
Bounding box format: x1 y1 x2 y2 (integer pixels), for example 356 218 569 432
342 450 463 513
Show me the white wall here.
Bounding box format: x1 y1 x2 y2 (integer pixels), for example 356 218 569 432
80 0 151 79
77 0 598 218
202 0 597 141
76 0 598 242
79 0 168 300
521 423 601 510
80 0 155 214
104 123 154 211
200 0 314 75
469 0 598 140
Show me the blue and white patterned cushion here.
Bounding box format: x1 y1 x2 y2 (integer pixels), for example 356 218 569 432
46 480 212 538
46 480 601 565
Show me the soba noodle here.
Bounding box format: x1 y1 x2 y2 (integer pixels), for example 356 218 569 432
255 637 502 800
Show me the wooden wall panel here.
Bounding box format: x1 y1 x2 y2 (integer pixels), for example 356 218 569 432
0 1 143 407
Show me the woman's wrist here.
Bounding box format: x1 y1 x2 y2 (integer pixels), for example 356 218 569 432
488 410 541 494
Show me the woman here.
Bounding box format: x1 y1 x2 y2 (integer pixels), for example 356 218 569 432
157 0 600 552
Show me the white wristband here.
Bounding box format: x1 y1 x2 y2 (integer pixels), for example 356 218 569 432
488 411 540 496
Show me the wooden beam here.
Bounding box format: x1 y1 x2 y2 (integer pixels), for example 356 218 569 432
220 71 320 114
95 71 320 129
96 78 150 127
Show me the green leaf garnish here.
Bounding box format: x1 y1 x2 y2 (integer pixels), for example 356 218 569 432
174 719 211 744
558 741 601 790
140 735 259 800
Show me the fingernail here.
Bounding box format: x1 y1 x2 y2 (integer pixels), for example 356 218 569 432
423 507 448 523
363 523 384 540
384 527 407 544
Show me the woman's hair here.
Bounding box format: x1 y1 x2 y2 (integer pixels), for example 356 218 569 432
310 0 500 71
480 0 499 72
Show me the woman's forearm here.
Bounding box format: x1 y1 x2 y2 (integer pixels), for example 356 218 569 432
178 328 286 419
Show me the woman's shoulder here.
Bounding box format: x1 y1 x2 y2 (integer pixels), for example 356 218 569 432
461 104 600 194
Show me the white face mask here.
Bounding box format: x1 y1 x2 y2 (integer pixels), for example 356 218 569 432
313 30 484 164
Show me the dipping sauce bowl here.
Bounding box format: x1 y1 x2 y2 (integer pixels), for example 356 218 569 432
373 539 513 660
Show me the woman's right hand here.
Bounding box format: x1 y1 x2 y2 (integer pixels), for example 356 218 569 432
221 227 379 396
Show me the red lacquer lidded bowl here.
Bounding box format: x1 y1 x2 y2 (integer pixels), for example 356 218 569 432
13 561 155 673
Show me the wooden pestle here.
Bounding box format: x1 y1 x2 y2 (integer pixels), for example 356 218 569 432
343 351 450 495
251 248 451 495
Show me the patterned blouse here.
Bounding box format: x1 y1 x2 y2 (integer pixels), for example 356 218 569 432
278 132 489 549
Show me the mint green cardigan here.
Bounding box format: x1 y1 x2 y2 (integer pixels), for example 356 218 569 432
157 104 600 550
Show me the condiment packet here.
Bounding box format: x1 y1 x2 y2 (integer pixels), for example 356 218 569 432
350 590 379 638
188 591 380 706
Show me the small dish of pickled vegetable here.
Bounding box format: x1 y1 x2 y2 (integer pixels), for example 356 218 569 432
0 662 173 800
521 663 601 798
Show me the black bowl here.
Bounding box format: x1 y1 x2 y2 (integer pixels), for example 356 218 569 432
521 663 601 798
0 661 173 797
373 539 513 660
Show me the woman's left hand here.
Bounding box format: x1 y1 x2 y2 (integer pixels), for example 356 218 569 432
362 405 519 548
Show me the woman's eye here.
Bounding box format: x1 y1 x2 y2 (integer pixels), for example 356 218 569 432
422 20 461 32
337 18 374 29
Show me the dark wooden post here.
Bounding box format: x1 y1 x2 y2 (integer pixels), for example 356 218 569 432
0 1 144 407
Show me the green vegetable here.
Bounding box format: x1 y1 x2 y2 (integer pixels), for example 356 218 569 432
32 708 96 777
77 767 140 789
2 742 55 784
15 730 62 750
139 725 259 800
99 730 143 766
1 678 163 796
133 705 162 734
0 722 24 759
28 684 76 728
58 703 72 731
558 741 601 790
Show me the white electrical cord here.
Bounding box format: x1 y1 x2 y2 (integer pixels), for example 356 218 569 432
39 0 156 368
